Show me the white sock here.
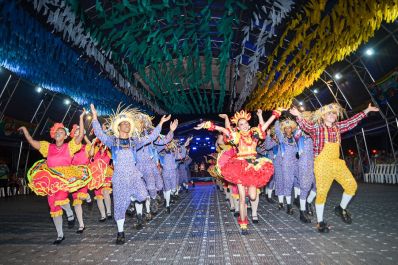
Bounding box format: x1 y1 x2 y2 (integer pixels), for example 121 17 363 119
340 193 353 209
96 198 106 218
286 196 292 205
294 187 300 198
233 198 239 211
104 191 112 215
278 195 284 203
163 190 171 207
116 219 125 232
86 194 92 203
300 199 306 211
135 202 143 215
307 190 316 204
53 216 63 238
145 198 151 213
267 189 273 199
61 204 74 220
74 204 84 228
315 204 324 223
265 187 269 195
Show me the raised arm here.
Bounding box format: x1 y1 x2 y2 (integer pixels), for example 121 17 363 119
74 109 86 145
90 104 114 147
136 115 171 148
290 107 316 134
274 120 284 143
18 126 40 150
194 121 230 136
154 119 177 145
218 114 231 130
337 104 378 133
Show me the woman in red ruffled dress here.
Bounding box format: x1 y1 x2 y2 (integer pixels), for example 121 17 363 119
195 109 281 233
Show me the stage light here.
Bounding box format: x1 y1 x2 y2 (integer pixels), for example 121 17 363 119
192 147 197 150
334 73 342 80
36 86 43 93
365 48 374 56
313 88 319 94
372 149 377 154
64 99 71 105
180 138 184 141
211 147 215 150
196 137 201 141
205 137 210 140
299 101 303 106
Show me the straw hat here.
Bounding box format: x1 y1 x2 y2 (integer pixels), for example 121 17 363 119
106 104 143 138
280 118 298 132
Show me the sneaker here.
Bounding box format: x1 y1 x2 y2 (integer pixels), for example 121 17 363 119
317 221 330 233
53 236 65 245
116 232 125 245
286 204 294 215
306 202 314 216
334 205 352 224
299 211 311 223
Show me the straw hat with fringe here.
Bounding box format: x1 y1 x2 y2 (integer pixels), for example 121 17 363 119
280 118 298 132
312 103 345 123
107 104 144 138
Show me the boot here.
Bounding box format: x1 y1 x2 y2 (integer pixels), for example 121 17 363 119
116 232 125 245
286 204 294 215
334 205 352 224
299 210 311 223
135 214 144 230
317 221 330 233
306 202 314 216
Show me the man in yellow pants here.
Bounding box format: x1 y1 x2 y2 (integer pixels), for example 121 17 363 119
290 103 379 232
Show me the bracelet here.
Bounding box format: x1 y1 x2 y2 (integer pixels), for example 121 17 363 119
272 110 282 119
202 121 216 131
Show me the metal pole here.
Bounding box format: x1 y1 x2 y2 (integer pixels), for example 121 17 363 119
312 92 323 107
0 74 12 99
61 104 72 123
15 141 23 177
324 71 353 110
66 108 78 128
0 78 21 120
354 134 364 178
361 128 371 173
32 94 54 137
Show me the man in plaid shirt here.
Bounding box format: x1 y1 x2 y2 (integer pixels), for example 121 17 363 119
290 103 379 233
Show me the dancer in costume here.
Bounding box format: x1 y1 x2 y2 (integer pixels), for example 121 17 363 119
70 125 94 233
20 110 91 244
90 103 171 244
89 136 113 221
159 137 192 213
294 126 315 223
195 109 278 234
178 153 192 192
135 115 177 223
274 118 299 215
290 103 379 232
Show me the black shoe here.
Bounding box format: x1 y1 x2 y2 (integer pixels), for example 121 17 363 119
278 203 284 210
306 202 314 216
317 221 330 233
166 206 171 214
107 214 113 220
286 204 294 215
135 214 143 230
126 206 135 217
53 236 65 245
334 205 352 224
99 217 107 222
299 211 311 223
266 197 274 204
234 211 239 217
150 199 159 214
76 226 85 234
116 232 125 245
67 217 75 229
252 216 259 224
230 208 235 212
293 198 300 208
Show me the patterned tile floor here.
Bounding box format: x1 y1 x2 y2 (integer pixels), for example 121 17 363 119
0 183 397 265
